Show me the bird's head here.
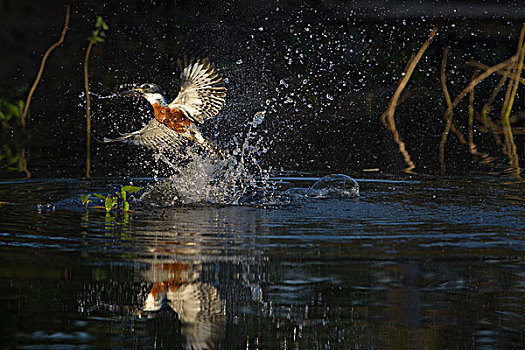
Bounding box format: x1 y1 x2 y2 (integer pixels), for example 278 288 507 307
121 83 168 105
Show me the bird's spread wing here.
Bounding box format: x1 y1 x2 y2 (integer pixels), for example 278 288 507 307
168 58 227 124
103 119 187 151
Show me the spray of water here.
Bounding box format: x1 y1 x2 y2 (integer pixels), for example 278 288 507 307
139 111 272 206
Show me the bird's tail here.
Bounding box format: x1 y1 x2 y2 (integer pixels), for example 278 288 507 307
95 124 227 159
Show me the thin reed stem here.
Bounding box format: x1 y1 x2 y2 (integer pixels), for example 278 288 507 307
480 74 508 146
439 46 454 173
21 6 70 127
380 27 438 173
467 61 525 85
466 71 490 161
441 47 453 109
439 49 518 173
21 149 31 179
449 57 517 112
439 47 469 148
84 40 94 178
501 24 525 177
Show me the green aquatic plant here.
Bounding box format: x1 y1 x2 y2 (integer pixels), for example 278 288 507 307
84 16 109 178
93 193 118 213
116 185 143 211
0 145 24 172
0 99 25 129
81 185 142 213
80 194 92 208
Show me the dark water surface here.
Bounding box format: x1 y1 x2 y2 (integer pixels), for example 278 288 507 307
0 176 524 349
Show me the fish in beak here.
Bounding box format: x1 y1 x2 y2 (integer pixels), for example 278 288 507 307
120 87 143 99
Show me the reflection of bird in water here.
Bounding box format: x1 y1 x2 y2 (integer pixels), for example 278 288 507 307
142 262 224 350
104 58 227 158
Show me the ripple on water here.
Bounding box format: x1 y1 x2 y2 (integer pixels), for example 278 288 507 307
1 170 525 349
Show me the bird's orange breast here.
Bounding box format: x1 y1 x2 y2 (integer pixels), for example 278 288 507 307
152 103 191 134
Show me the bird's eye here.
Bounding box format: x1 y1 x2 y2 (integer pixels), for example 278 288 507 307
143 84 151 89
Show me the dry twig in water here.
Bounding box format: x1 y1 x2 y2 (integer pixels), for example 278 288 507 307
380 27 438 174
500 24 525 177
439 48 519 173
84 41 94 178
84 17 109 178
448 57 517 111
21 6 70 127
440 51 495 172
466 71 493 163
439 47 454 173
467 61 525 85
480 73 508 146
439 47 469 148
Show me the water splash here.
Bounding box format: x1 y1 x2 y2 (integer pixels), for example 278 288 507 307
138 111 358 207
140 111 272 206
78 91 121 100
251 174 359 207
88 92 121 100
306 174 359 198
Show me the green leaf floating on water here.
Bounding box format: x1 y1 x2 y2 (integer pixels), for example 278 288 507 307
121 186 143 194
82 185 142 214
105 195 117 213
80 194 92 207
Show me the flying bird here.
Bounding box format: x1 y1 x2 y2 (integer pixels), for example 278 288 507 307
104 58 227 158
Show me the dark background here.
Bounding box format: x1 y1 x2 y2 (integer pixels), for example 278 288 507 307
1 0 525 177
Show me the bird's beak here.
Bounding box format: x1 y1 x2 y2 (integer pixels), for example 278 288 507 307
120 87 143 98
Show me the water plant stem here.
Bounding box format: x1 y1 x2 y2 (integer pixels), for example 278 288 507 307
83 17 108 178
84 40 94 178
483 74 509 121
439 47 469 147
476 71 509 149
468 74 475 148
500 24 525 177
21 6 70 127
466 71 487 160
441 47 453 109
439 46 519 174
380 26 438 174
449 57 517 112
21 149 30 178
439 47 453 173
467 61 525 85
440 49 495 172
